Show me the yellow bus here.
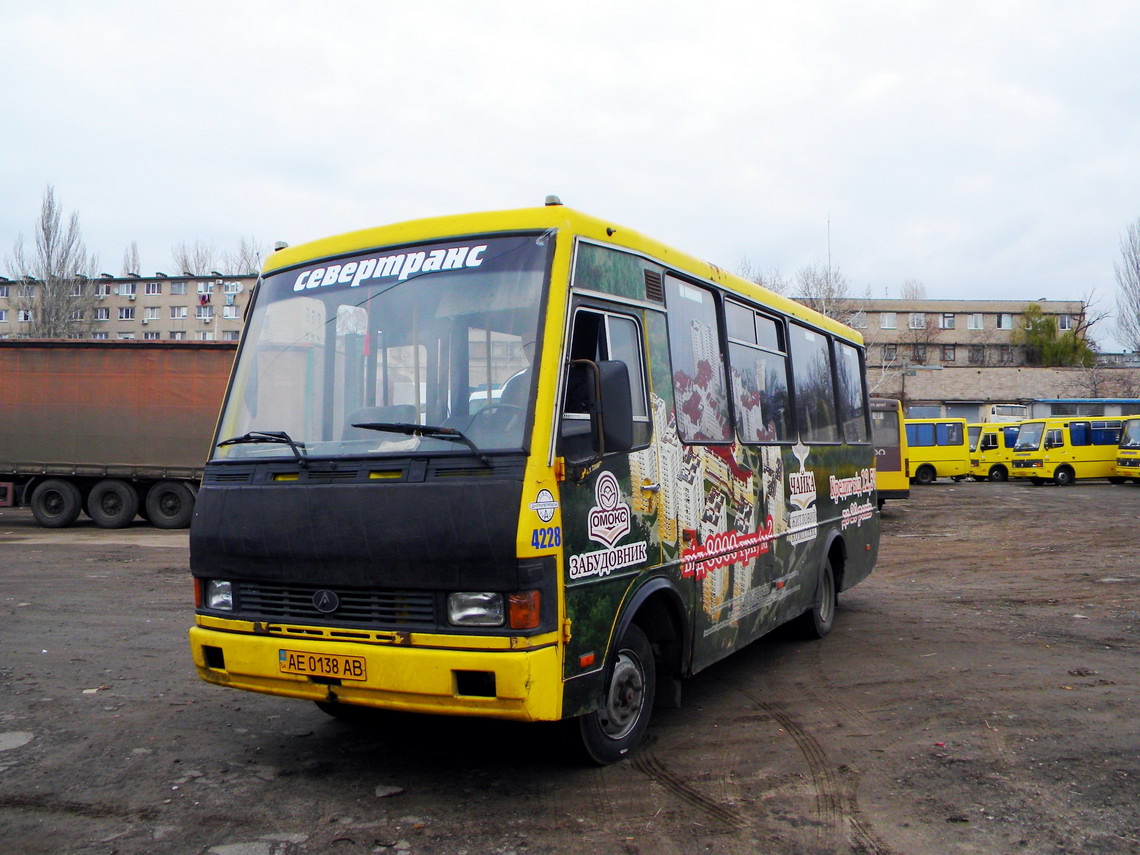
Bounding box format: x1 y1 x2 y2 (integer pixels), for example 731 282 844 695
903 417 969 484
871 398 909 508
968 421 1021 482
1010 418 1123 485
188 201 880 763
1114 415 1140 482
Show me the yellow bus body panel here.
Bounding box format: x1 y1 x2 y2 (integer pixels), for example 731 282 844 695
1010 418 1122 482
904 418 970 480
189 624 563 722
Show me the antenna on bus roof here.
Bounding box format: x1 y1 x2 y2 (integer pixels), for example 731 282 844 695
545 195 563 206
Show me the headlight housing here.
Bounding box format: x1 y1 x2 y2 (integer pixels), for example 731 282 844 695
205 580 234 611
447 592 504 627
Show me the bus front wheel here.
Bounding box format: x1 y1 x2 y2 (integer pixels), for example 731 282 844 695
1054 467 1075 486
988 466 1008 483
577 623 656 765
914 465 936 485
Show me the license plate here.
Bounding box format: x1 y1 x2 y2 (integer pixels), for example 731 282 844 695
279 649 367 681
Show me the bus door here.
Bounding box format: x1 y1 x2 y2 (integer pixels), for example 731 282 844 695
556 302 664 695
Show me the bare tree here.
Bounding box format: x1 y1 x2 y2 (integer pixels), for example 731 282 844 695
738 258 788 295
222 236 268 275
122 240 141 276
792 262 863 325
171 240 220 276
6 185 99 338
900 278 927 301
1115 218 1140 351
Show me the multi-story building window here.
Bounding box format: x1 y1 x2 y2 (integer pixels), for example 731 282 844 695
967 313 984 330
170 282 188 296
0 284 8 297
880 312 897 330
92 331 109 340
145 281 162 295
908 313 926 329
999 345 1013 364
968 345 985 364
913 344 926 364
197 282 215 295
849 310 867 329
119 282 136 298
222 305 239 319
1058 314 1072 331
117 332 136 340
169 330 187 340
96 282 111 297
0 309 8 322
143 307 160 321
224 281 242 294
997 313 1013 330
939 313 955 329
18 283 36 298
942 345 955 362
197 331 215 341
69 309 85 321
17 309 33 322
143 331 161 340
71 282 84 297
94 307 109 321
223 330 240 341
883 343 897 361
196 305 214 320
118 307 135 321
171 306 188 319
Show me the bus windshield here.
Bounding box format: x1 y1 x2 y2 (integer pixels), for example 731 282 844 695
1014 422 1044 451
1121 419 1140 449
215 233 551 461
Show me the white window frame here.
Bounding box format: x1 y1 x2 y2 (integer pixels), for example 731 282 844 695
939 313 955 330
908 313 926 330
879 312 897 330
997 313 1013 330
967 313 984 330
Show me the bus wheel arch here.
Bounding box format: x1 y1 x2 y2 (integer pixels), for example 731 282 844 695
914 464 936 484
988 465 1008 482
1053 466 1075 486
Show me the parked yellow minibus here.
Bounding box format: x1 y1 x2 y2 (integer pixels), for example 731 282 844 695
1115 415 1140 482
1010 418 1123 485
904 418 969 484
968 422 1021 482
871 398 909 507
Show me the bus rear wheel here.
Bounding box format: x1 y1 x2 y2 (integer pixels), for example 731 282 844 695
1053 467 1075 486
914 465 936 485
577 623 655 765
794 557 837 639
988 466 1008 482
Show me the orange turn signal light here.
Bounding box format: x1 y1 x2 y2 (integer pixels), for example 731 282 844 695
507 590 541 630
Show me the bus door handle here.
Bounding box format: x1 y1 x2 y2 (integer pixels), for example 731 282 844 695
640 481 661 493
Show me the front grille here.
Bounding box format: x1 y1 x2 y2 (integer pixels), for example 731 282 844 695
235 581 437 629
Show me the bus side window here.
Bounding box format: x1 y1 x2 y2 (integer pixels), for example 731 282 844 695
664 275 732 443
788 322 839 443
1069 422 1090 446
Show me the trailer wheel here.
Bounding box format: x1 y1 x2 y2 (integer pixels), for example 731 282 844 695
577 623 655 765
145 481 196 529
30 479 83 528
87 479 139 528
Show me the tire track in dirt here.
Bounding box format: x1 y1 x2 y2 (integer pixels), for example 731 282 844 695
631 748 747 829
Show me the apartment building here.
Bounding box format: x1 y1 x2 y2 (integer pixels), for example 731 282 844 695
848 298 1087 369
0 273 257 341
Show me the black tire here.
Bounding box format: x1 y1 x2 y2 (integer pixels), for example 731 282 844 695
145 481 196 529
86 479 139 528
577 623 655 764
29 479 83 528
914 465 936 485
1053 467 1075 487
988 466 1008 483
1029 477 1044 486
794 557 837 639
1108 477 1125 485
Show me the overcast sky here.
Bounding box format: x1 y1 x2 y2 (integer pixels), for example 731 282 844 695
3 1 1138 348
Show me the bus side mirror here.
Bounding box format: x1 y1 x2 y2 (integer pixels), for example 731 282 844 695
561 359 634 472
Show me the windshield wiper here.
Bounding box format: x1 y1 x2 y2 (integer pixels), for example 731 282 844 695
351 421 492 467
217 430 308 467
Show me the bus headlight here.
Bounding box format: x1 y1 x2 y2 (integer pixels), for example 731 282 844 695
447 592 504 627
205 580 234 611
